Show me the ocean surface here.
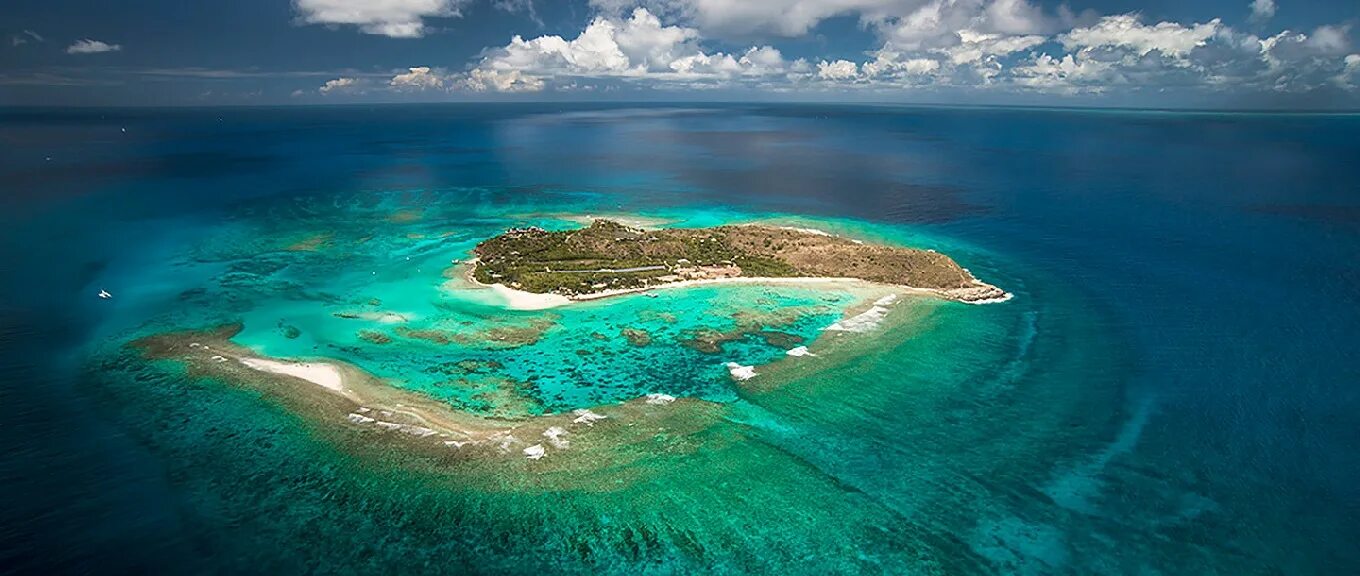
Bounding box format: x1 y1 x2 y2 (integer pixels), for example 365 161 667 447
1 103 1357 575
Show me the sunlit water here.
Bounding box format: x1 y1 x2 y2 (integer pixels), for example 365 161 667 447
1 104 1357 575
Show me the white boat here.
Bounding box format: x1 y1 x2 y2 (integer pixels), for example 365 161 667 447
98 289 112 299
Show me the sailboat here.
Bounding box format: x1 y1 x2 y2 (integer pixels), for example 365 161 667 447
98 289 112 299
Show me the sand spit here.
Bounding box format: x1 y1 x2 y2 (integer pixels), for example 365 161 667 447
240 357 347 394
132 325 720 467
489 283 572 310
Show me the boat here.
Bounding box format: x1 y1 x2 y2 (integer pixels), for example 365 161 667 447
98 289 112 299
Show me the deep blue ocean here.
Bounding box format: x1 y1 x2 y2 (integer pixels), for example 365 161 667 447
1 104 1358 574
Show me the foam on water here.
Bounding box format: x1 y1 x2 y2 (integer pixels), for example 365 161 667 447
725 362 758 380
823 294 899 333
644 393 677 404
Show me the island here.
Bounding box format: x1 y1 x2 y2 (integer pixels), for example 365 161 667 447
126 217 1013 468
470 219 1009 303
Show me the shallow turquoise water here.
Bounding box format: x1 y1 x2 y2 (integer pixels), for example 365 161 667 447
101 194 879 415
2 104 1357 575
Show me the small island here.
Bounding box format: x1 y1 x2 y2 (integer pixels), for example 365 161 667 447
471 219 1009 303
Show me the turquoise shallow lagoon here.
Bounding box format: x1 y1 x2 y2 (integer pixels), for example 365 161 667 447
2 104 1358 574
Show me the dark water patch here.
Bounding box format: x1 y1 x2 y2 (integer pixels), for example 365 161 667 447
2 151 279 189
1250 203 1360 228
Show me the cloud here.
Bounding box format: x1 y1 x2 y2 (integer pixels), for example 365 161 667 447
861 51 941 80
461 7 793 91
11 30 43 47
319 76 362 93
1011 53 1114 93
1256 25 1354 90
293 0 467 38
943 29 1045 65
1302 24 1351 54
1338 54 1360 88
1011 14 1356 94
590 0 1085 48
982 0 1054 35
389 66 447 90
66 39 121 54
817 59 859 81
457 68 545 92
1060 15 1221 58
1249 0 1276 23
421 3 1357 101
588 0 917 38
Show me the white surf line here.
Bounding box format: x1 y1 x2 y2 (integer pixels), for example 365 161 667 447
725 362 758 381
572 409 607 426
824 294 899 333
523 444 546 460
644 393 677 405
542 426 570 448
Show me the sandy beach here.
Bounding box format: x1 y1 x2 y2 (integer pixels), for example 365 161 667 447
488 283 573 310
476 274 1011 310
240 357 347 393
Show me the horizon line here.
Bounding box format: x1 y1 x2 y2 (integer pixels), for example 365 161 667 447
2 100 1359 116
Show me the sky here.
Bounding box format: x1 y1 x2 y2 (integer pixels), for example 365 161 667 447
2 0 1358 109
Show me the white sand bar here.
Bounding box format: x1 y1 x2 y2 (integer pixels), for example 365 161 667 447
240 358 345 393
490 283 573 310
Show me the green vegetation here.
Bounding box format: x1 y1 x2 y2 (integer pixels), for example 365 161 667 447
471 219 981 296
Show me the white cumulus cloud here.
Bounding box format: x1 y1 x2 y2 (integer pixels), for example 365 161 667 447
1338 54 1360 88
589 0 919 38
458 68 545 92
341 1 1358 101
461 7 792 91
1011 53 1115 93
1060 15 1221 58
389 66 447 90
293 0 467 38
319 77 361 93
1013 14 1356 94
592 0 1081 48
66 39 121 54
944 29 1045 65
817 59 860 80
